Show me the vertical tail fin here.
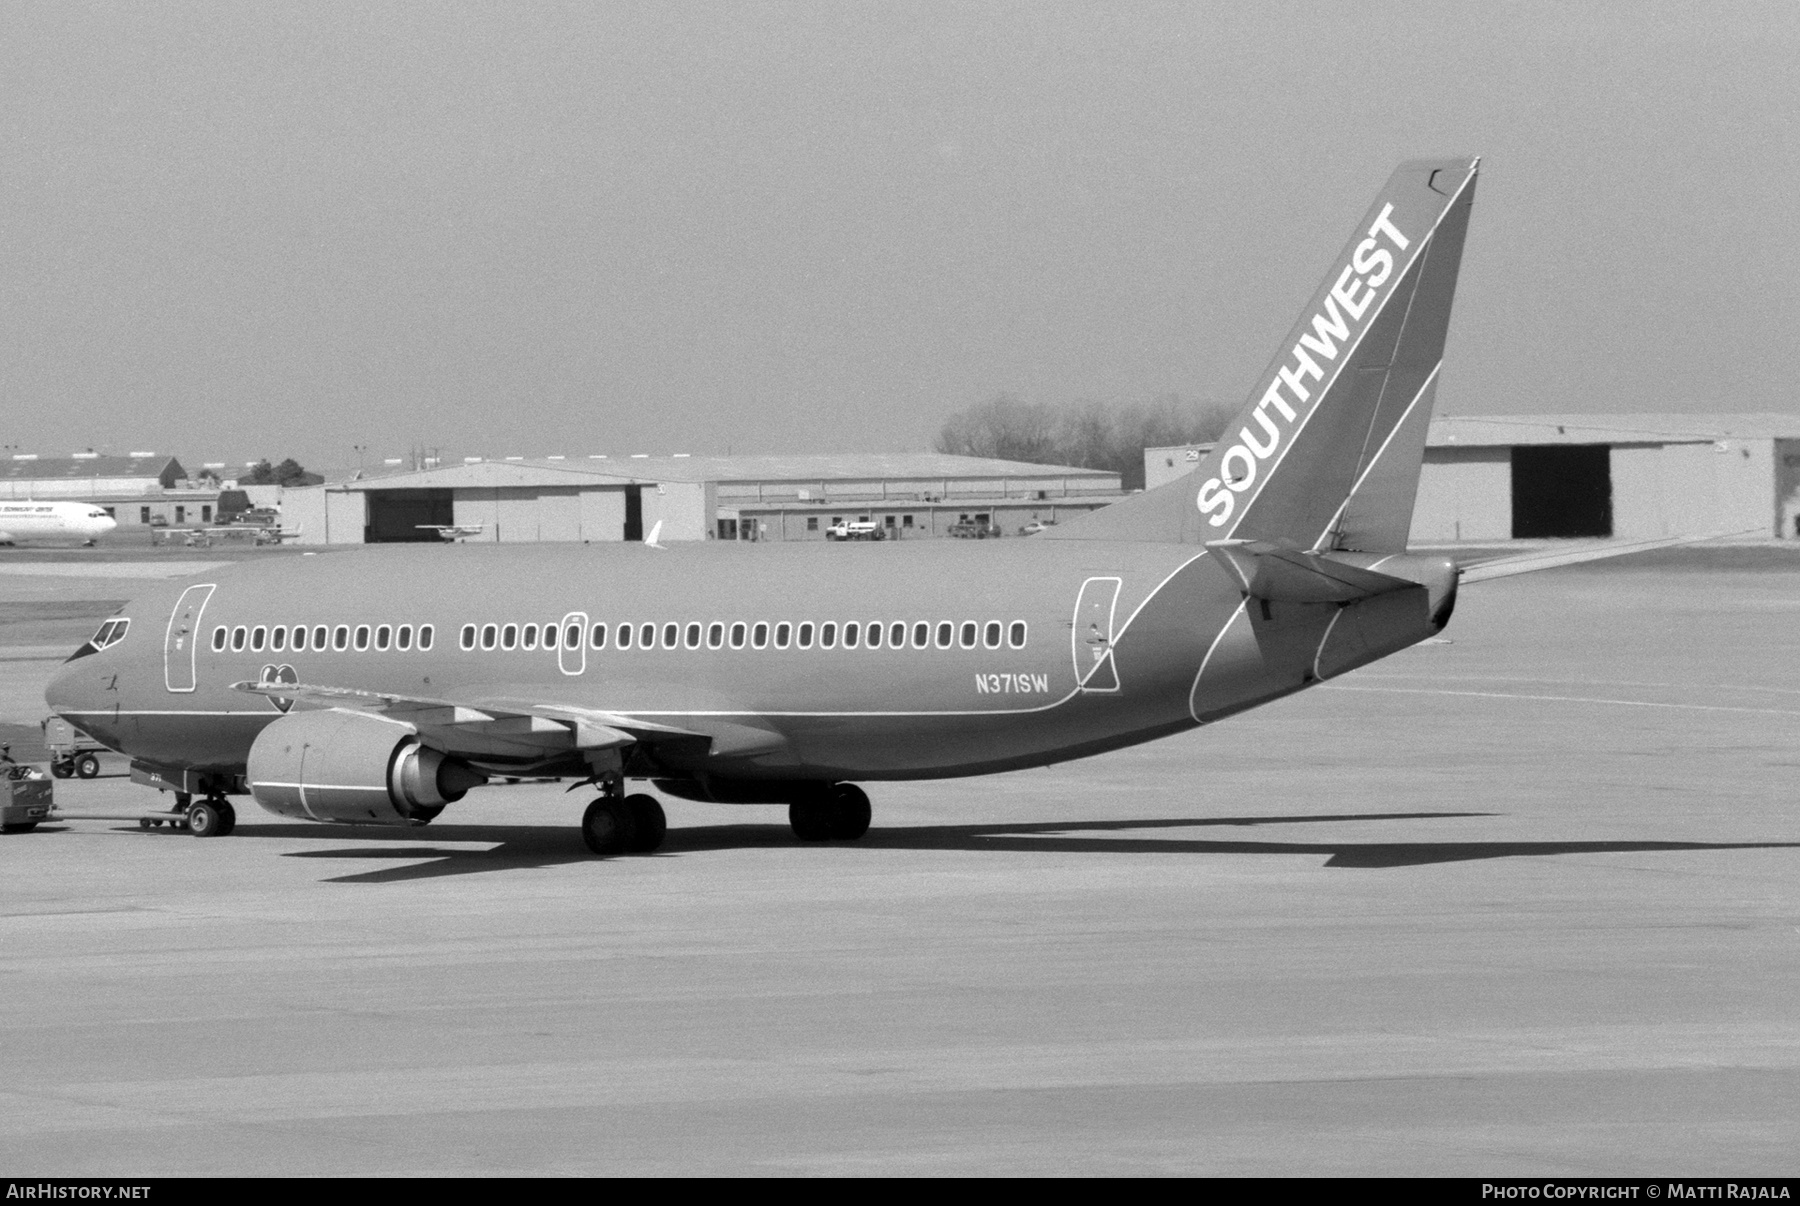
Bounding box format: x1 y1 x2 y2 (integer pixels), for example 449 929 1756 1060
1047 157 1478 549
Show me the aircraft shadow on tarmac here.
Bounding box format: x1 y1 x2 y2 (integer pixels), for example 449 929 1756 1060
201 811 1800 883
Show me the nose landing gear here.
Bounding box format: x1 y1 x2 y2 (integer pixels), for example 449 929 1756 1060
185 796 237 838
139 791 237 836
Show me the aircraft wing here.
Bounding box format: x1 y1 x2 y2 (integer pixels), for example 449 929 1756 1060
1457 529 1759 584
229 679 708 757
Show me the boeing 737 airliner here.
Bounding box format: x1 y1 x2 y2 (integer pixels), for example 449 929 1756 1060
39 158 1665 855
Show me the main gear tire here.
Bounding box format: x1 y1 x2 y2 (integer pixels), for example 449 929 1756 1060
187 800 225 838
623 794 666 854
826 784 872 841
582 799 638 857
789 798 832 842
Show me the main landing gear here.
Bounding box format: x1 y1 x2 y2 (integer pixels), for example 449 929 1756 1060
789 784 872 842
581 791 667 857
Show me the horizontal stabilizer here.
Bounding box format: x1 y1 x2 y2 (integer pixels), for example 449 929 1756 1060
1457 530 1761 584
1206 539 1417 603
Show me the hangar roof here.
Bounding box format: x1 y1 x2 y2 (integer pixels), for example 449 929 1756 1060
1428 414 1800 447
2 454 185 485
337 452 1121 491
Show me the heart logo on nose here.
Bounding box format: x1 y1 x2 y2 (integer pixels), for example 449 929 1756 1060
258 663 299 712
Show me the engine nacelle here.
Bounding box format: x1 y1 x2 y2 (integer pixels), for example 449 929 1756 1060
247 709 487 826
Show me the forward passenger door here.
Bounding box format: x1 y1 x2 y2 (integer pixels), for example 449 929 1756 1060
164 584 215 693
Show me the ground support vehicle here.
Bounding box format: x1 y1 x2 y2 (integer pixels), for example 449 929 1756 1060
44 716 109 779
825 520 886 541
948 521 1001 539
2 747 56 833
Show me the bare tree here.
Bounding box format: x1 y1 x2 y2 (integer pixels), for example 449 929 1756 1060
935 392 1232 489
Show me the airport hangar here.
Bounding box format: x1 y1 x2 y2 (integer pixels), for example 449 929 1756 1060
0 453 227 527
280 453 1125 544
1146 413 1800 542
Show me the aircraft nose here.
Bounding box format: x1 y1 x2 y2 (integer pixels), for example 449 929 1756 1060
45 656 96 718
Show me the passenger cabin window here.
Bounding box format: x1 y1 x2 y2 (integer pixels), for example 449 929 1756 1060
397 624 412 650
729 622 746 649
354 625 371 651
935 622 953 649
866 622 883 649
775 622 791 649
544 620 559 651
212 627 228 652
501 624 517 651
419 625 434 651
798 622 814 649
461 624 477 651
821 622 837 649
707 622 724 649
984 622 1001 649
662 622 679 650
333 625 350 651
752 622 768 649
616 624 632 649
843 623 859 649
913 622 929 649
590 623 607 649
638 623 654 649
480 624 497 651
313 625 328 651
271 626 286 652
250 626 267 652
959 621 977 649
521 624 538 651
685 622 701 650
888 622 905 648
231 626 247 652
375 625 391 651
1009 621 1027 648
564 624 579 650
291 625 307 651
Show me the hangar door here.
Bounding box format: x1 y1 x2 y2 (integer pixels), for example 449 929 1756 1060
1511 445 1612 538
365 489 453 543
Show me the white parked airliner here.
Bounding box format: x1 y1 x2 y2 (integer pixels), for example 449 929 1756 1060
0 501 118 546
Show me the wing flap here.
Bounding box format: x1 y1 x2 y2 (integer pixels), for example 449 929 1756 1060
230 680 704 756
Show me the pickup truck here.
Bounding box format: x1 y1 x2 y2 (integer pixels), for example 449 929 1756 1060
826 520 885 541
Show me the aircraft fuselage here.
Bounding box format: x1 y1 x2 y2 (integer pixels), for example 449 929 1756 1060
45 538 1449 791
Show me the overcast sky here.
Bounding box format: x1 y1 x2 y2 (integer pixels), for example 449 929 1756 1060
4 2 1796 475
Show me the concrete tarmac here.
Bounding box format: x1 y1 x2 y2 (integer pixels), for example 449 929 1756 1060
3 562 1799 1175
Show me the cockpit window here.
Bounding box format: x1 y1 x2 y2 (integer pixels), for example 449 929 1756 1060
90 618 130 649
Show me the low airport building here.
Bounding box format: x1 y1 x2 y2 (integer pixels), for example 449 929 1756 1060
282 454 1124 544
1146 413 1800 542
0 453 223 527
